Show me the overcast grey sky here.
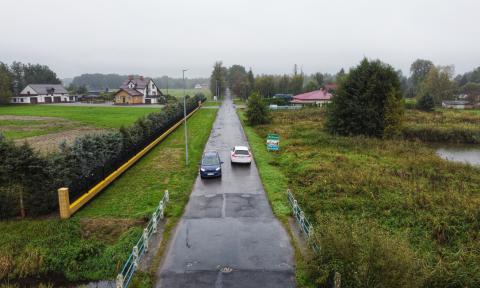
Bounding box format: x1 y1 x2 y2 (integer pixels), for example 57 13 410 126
1 0 479 78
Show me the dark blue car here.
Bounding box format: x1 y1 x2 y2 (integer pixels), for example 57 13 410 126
200 151 223 178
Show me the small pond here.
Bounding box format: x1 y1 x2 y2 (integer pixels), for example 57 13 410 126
436 145 480 166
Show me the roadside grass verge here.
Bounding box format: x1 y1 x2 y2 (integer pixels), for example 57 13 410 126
233 98 244 105
0 109 217 284
238 110 316 288
164 88 212 100
241 108 480 287
201 101 221 107
0 105 161 129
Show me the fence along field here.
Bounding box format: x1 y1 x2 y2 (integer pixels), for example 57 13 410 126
0 94 205 219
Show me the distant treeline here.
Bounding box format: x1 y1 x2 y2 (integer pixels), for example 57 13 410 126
69 73 210 91
0 61 61 103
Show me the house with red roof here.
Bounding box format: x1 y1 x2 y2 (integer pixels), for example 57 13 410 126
291 89 332 105
114 76 163 104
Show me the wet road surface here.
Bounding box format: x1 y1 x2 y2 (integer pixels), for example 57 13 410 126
156 91 295 287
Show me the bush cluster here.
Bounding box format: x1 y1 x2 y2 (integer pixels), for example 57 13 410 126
246 92 271 126
0 94 205 219
326 58 404 138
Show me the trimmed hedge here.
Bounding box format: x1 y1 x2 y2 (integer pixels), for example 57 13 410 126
0 95 205 218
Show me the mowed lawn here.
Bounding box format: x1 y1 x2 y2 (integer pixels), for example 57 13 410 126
0 105 162 129
0 108 218 283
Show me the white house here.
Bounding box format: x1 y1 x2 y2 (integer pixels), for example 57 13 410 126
114 76 163 104
11 84 74 104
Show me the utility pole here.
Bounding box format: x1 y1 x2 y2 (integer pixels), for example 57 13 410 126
182 69 189 166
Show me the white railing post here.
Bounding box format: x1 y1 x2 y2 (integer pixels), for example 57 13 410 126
152 212 158 234
165 189 169 202
143 228 149 252
132 245 139 268
308 224 314 239
159 201 164 219
116 274 124 288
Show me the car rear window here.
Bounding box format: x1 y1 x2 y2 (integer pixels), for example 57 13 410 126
202 154 219 165
235 149 249 155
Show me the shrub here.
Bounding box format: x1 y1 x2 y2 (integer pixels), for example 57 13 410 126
306 218 424 288
326 58 403 137
416 93 435 112
246 92 270 126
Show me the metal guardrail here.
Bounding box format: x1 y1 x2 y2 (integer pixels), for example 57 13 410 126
287 189 319 253
116 190 170 288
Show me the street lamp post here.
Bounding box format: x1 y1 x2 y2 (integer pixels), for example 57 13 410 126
183 69 189 166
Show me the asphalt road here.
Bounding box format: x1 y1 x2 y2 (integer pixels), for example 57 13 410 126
156 91 295 287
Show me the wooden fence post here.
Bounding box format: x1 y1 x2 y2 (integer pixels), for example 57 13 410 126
58 187 71 219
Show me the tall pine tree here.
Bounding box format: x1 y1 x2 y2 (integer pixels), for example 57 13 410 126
326 58 403 137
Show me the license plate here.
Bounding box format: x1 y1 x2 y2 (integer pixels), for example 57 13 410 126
207 173 214 176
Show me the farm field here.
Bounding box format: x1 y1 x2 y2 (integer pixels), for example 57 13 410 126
0 108 218 284
241 108 480 287
0 105 161 152
163 88 212 99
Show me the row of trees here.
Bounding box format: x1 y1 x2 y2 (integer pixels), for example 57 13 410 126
0 94 206 219
71 73 210 91
0 61 61 103
404 59 480 109
209 61 336 99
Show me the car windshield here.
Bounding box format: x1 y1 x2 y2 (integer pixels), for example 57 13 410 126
202 154 219 165
235 149 249 155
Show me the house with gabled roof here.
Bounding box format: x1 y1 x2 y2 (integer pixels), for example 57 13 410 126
11 84 74 104
291 89 332 106
114 76 163 104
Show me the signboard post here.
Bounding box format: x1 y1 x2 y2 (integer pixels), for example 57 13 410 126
266 134 280 151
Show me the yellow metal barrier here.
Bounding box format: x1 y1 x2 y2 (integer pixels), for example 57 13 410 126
58 105 201 219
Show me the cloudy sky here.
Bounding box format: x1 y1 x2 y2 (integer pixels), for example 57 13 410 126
1 0 479 78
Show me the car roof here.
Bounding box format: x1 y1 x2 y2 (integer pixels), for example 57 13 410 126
234 146 249 150
203 151 219 157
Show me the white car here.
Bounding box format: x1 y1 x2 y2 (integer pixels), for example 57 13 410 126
230 146 252 164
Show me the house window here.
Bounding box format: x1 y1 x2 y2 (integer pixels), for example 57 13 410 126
13 98 16 102
20 98 24 102
27 91 30 95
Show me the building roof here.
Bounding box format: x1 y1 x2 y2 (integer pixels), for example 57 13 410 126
23 84 68 95
293 89 332 102
115 88 144 97
120 77 151 90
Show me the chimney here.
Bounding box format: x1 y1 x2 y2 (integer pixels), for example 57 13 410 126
128 75 133 80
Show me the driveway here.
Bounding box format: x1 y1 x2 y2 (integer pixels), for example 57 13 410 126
156 90 295 287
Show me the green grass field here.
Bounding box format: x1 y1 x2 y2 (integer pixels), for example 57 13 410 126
0 108 218 283
0 105 161 129
242 108 480 287
164 88 212 100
